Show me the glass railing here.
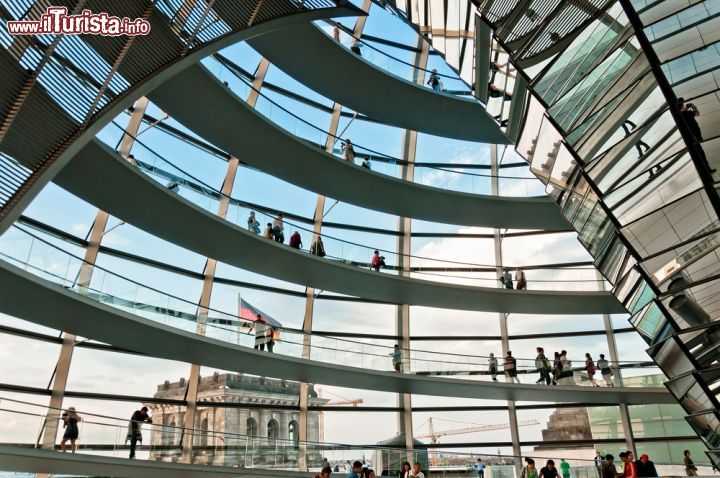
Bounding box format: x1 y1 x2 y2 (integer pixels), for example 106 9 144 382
1 396 705 476
0 225 660 386
201 54 545 198
111 123 604 292
317 20 471 95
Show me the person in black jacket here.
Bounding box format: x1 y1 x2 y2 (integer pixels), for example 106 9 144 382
127 406 152 459
635 454 658 477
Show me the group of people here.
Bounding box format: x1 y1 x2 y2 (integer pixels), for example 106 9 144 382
58 405 152 459
487 349 615 387
315 460 426 478
253 313 277 352
594 449 683 478
519 457 571 478
501 268 527 290
340 139 371 169
248 211 326 257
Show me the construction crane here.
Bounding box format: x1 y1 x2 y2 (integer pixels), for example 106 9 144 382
416 417 540 445
316 388 363 443
316 387 363 407
416 418 541 467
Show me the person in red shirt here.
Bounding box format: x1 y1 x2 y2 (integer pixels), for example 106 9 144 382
619 452 637 478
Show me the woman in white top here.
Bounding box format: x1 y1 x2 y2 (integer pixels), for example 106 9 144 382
254 318 268 351
488 353 498 382
342 139 356 163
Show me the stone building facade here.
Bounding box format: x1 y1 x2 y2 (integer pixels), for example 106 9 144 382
536 407 593 446
147 372 328 466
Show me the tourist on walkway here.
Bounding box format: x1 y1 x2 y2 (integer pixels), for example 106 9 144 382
289 231 303 249
317 465 333 478
342 139 356 163
595 452 604 467
560 458 570 478
684 450 698 476
502 269 513 289
619 452 637 478
585 353 599 387
409 463 425 478
678 97 713 173
552 351 562 385
361 158 371 169
247 211 261 234
310 236 326 257
601 455 618 478
504 351 520 383
60 407 81 453
535 347 551 385
427 69 441 91
678 97 703 142
597 354 614 387
474 458 485 478
371 250 385 272
272 213 285 243
263 222 273 239
521 460 538 478
559 350 573 384
347 461 363 478
391 344 402 373
266 324 276 353
635 454 657 477
488 352 498 381
127 406 152 459
515 268 527 290
333 25 340 41
399 462 412 478
254 315 268 351
539 460 559 478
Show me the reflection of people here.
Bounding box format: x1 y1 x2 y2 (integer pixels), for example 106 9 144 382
621 120 650 156
60 407 81 453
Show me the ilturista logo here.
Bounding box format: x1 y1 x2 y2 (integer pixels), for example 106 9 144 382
7 7 151 36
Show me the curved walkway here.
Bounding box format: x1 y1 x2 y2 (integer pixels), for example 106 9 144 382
55 140 624 315
0 446 298 478
147 64 571 230
0 259 670 403
0 1 362 233
247 23 508 143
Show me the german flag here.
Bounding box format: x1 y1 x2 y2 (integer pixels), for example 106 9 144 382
238 297 282 339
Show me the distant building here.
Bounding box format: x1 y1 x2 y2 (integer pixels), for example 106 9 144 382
147 372 328 466
535 407 593 446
